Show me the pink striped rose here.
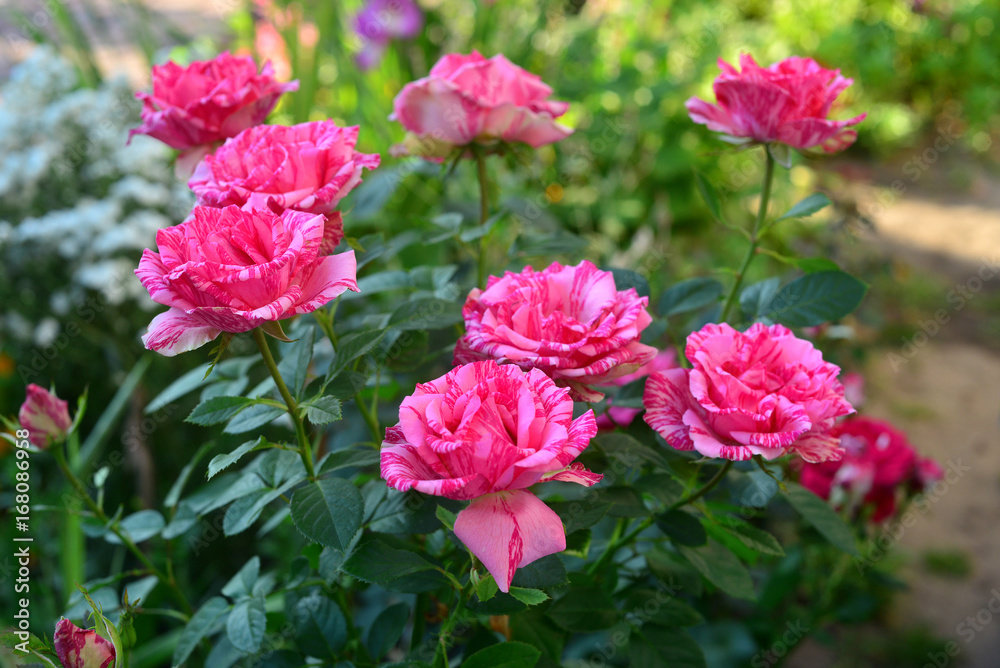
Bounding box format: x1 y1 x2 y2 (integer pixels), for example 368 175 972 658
54 619 115 668
644 323 854 463
189 122 379 254
455 261 658 402
136 205 358 356
380 361 600 591
18 384 72 449
686 55 866 153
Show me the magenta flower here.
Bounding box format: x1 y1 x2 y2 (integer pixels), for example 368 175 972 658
392 51 572 157
644 323 854 463
54 619 115 668
130 53 298 158
380 361 600 591
189 122 379 254
799 416 943 521
455 261 657 402
135 205 358 356
686 55 866 153
18 384 72 449
353 0 424 70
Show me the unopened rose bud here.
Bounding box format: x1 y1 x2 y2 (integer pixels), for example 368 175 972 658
18 384 72 449
53 619 116 668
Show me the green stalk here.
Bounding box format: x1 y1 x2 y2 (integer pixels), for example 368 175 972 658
51 446 192 617
60 432 84 605
474 150 491 288
719 149 776 322
251 328 317 480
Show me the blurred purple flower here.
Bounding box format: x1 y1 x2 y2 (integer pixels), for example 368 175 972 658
353 0 424 70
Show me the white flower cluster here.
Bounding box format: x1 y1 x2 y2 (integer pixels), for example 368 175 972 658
0 47 192 345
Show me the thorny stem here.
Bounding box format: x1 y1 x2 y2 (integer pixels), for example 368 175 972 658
252 328 317 480
719 149 776 322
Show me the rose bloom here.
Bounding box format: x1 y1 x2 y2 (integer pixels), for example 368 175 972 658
799 416 944 522
455 261 658 402
136 205 358 356
391 51 572 157
686 55 866 153
354 0 424 70
381 360 600 591
54 619 115 668
189 122 379 254
19 384 72 448
644 323 854 462
131 52 298 153
596 349 679 431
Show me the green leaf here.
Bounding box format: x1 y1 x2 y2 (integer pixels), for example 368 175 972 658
594 432 673 471
783 482 858 555
304 396 342 425
223 404 285 434
767 142 792 169
318 447 380 473
719 519 785 556
226 596 266 653
474 571 500 603
635 474 686 507
388 298 463 331
739 277 781 323
221 556 260 598
290 477 364 551
461 641 541 668
656 509 707 547
622 589 703 627
435 504 458 531
341 535 436 584
597 486 648 518
186 396 257 426
629 625 707 668
106 510 164 545
328 329 388 378
510 554 568 589
658 278 724 317
793 257 840 273
172 597 230 666
548 587 618 632
509 588 550 606
366 602 410 660
678 539 757 601
778 193 832 221
646 548 703 597
165 441 214 507
223 482 297 536
762 271 868 327
207 437 268 480
694 171 724 223
509 609 565 661
548 500 610 535
292 592 347 659
608 268 650 298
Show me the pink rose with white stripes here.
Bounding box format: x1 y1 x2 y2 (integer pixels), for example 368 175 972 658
686 54 866 153
644 323 854 463
54 619 115 668
380 360 600 591
136 205 358 356
189 122 379 254
454 261 658 402
18 384 72 449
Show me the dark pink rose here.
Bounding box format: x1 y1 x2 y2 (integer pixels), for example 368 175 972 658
354 0 424 70
381 360 600 591
136 205 358 356
54 619 115 668
189 122 379 254
392 51 572 156
799 416 942 522
455 261 658 402
686 55 866 153
19 384 72 449
130 52 298 155
644 323 854 463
